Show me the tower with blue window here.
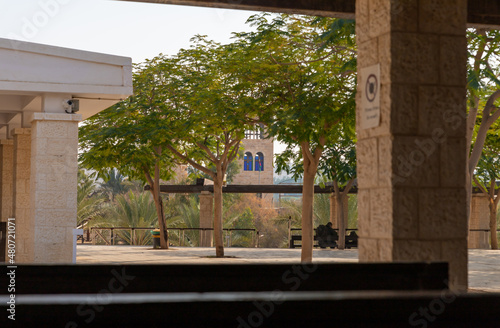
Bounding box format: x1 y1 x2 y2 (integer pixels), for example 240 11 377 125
232 127 274 192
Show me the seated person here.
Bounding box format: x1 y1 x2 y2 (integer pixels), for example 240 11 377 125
317 222 338 248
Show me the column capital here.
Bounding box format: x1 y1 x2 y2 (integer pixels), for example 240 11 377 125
0 139 13 146
30 112 82 122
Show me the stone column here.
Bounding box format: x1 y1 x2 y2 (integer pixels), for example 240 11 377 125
329 193 349 229
30 113 80 263
199 191 213 247
468 194 490 249
0 140 14 221
12 128 32 263
356 0 468 290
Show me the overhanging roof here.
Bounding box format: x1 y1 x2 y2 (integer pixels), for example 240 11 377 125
117 0 500 28
0 38 133 137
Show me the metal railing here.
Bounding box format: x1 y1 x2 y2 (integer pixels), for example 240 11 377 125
89 227 260 248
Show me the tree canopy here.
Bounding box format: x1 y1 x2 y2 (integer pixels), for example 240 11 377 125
229 14 357 259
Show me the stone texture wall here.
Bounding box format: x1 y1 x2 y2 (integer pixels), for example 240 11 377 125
469 194 490 249
232 138 274 185
12 128 32 263
232 138 274 203
30 113 80 263
0 140 13 221
356 0 468 290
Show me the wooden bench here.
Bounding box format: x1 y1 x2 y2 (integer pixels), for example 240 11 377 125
3 262 498 327
289 234 320 248
290 230 358 249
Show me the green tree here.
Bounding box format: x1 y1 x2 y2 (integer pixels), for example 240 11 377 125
77 169 105 227
473 142 500 249
168 197 201 247
105 191 159 245
319 136 357 249
79 57 180 249
100 169 133 201
467 28 500 227
236 14 356 261
146 37 259 257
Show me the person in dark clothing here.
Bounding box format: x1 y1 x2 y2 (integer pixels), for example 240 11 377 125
324 222 338 248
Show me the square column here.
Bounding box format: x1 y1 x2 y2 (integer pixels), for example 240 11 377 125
356 0 468 290
0 140 14 220
199 191 213 247
468 194 490 249
30 113 81 263
330 194 349 229
12 128 32 262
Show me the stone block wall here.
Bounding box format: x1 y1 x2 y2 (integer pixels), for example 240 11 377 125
469 194 490 249
232 138 274 185
356 0 468 290
0 140 13 221
12 128 32 263
30 113 80 263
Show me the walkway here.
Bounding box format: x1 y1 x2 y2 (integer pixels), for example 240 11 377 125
77 245 500 292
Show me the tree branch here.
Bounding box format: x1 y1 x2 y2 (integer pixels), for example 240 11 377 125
469 89 500 175
474 175 489 196
342 178 357 197
196 141 217 162
301 141 315 165
165 144 215 179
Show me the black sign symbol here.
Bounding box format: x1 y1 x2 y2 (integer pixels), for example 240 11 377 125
365 74 378 102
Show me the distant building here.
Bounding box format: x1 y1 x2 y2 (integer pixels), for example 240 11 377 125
232 129 274 186
232 128 274 203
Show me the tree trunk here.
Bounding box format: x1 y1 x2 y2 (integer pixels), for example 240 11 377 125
336 194 346 250
490 199 498 250
333 178 355 250
213 166 224 257
154 161 169 249
489 180 500 250
301 169 315 263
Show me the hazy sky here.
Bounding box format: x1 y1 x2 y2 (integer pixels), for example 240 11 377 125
0 0 259 63
0 0 287 153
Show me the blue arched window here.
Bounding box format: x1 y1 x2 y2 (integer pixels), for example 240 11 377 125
255 152 264 172
244 152 253 171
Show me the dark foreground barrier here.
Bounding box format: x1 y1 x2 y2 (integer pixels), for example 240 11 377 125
2 262 499 327
1 262 447 294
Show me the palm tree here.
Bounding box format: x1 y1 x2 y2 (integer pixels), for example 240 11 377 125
168 197 201 246
77 170 106 227
100 169 133 201
105 191 158 245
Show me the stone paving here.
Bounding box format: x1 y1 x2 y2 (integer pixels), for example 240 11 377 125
77 245 500 292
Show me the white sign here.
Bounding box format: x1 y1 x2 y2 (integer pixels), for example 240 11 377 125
360 64 381 129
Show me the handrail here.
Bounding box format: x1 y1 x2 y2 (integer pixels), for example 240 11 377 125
88 227 260 247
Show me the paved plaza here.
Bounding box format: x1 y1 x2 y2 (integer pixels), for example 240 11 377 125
77 245 500 292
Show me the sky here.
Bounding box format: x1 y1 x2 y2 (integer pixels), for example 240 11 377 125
0 0 287 154
0 0 259 63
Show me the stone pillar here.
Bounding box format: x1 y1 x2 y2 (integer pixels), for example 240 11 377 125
12 128 32 263
30 113 80 263
468 194 490 249
199 191 213 247
356 0 468 290
0 140 14 221
329 193 349 229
